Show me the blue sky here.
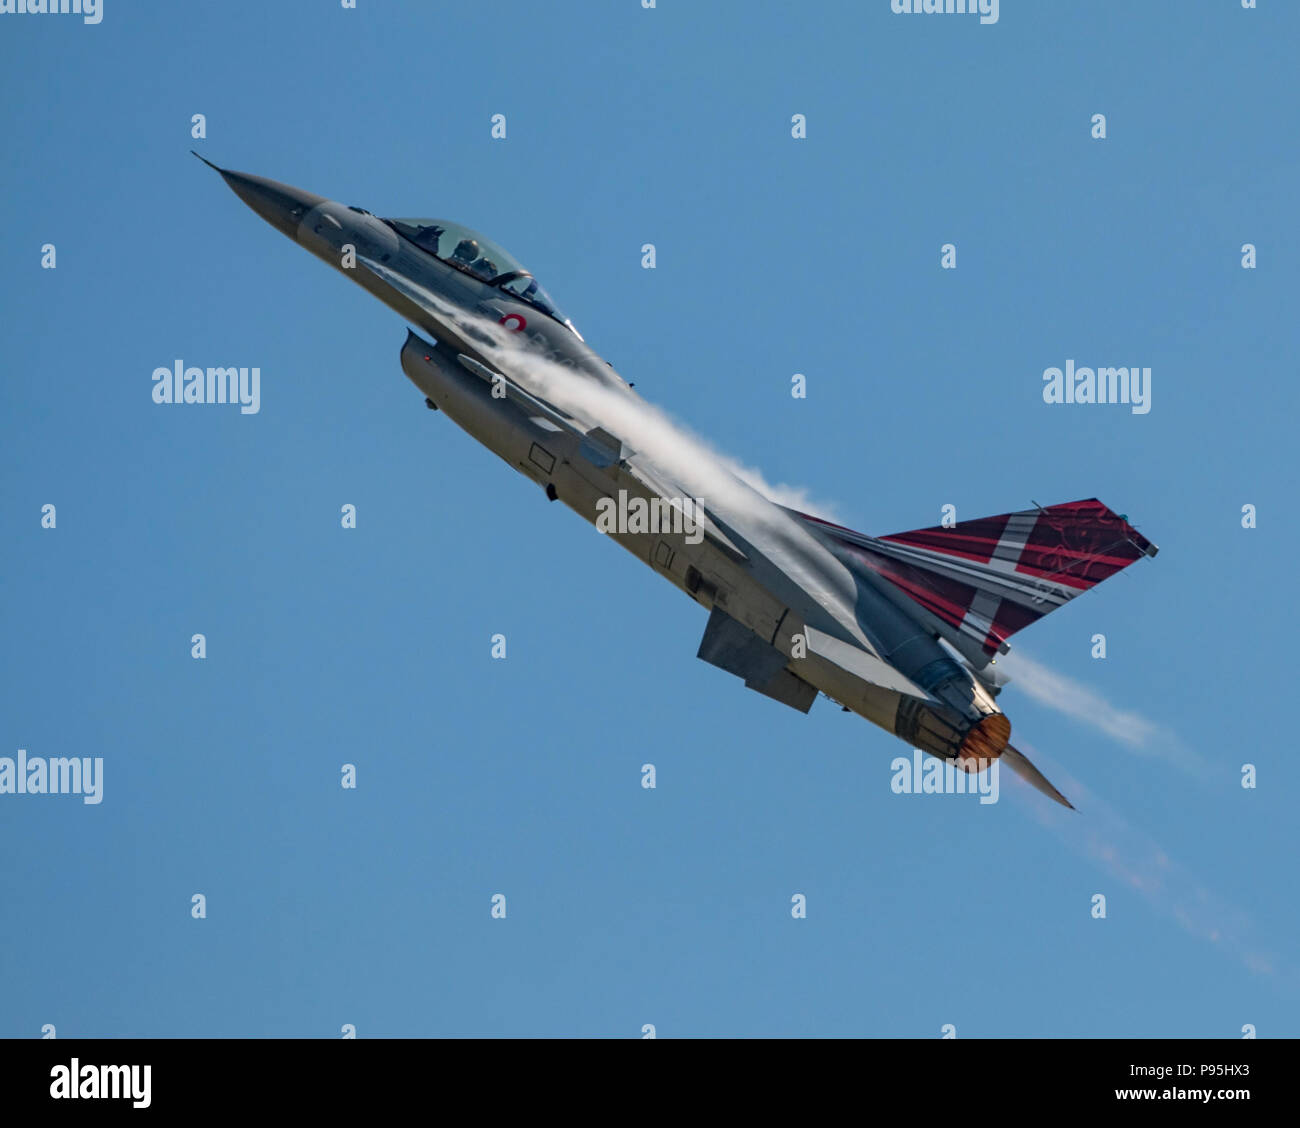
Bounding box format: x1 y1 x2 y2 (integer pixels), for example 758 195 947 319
2 0 1297 1037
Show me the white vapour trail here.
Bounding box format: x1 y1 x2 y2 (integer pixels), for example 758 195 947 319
718 460 840 521
1011 744 1283 983
1000 651 1207 778
378 263 843 522
503 340 843 521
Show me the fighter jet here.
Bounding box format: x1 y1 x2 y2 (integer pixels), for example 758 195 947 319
196 154 1159 810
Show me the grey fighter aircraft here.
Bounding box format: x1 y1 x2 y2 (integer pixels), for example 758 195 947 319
196 155 1159 810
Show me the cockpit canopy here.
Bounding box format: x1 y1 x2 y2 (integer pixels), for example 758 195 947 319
383 217 577 336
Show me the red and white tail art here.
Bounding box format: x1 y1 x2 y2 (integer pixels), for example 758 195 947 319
796 499 1159 663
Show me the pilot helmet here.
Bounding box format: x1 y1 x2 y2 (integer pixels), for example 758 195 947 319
452 238 479 263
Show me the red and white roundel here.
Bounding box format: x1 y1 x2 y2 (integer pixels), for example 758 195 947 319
499 313 527 332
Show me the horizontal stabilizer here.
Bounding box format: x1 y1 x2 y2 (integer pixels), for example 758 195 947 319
1001 745 1074 810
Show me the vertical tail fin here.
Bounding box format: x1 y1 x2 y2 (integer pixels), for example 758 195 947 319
794 499 1157 667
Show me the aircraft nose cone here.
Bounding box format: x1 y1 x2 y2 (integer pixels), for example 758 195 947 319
197 155 326 240
220 170 325 240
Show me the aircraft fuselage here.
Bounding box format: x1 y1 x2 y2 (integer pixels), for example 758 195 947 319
203 160 1014 779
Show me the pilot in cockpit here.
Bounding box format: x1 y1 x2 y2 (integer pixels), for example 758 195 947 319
451 238 480 267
